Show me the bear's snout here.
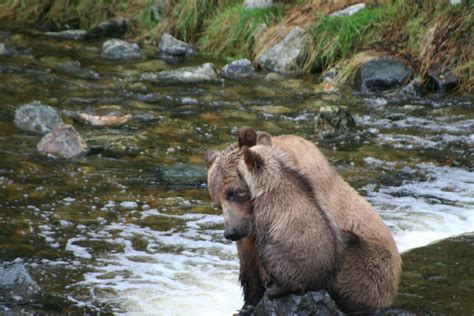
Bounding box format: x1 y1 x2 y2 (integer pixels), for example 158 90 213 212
224 227 241 241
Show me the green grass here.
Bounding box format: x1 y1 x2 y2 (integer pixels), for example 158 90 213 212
199 4 284 59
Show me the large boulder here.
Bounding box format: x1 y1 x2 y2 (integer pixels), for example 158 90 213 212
14 101 62 135
101 39 142 60
253 291 344 316
37 124 88 159
155 63 218 82
157 33 194 59
257 26 308 74
315 106 356 138
356 58 412 93
221 59 256 80
44 30 87 40
86 19 127 39
244 0 273 8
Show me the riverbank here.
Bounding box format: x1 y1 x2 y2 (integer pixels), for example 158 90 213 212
0 0 472 94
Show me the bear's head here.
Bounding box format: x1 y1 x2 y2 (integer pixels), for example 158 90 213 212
204 127 267 241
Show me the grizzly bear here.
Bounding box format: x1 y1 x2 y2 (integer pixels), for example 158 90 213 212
205 127 401 314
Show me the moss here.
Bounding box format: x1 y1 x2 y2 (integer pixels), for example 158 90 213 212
199 5 284 59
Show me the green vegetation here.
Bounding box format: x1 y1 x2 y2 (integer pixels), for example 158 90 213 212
199 5 284 58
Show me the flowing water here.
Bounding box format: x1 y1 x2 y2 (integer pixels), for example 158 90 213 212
0 30 473 315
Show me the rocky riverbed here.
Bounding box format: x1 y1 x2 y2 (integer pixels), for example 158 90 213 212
0 27 473 315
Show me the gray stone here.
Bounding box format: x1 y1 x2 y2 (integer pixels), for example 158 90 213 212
397 78 422 98
101 39 142 60
449 0 463 5
427 66 457 93
44 29 87 40
14 101 62 135
0 43 18 56
330 3 366 17
151 0 168 22
257 26 308 74
157 33 194 59
244 0 273 8
86 19 127 39
37 124 88 159
221 59 256 80
55 61 100 80
357 58 412 93
253 291 344 316
0 261 41 299
315 106 356 138
157 63 218 82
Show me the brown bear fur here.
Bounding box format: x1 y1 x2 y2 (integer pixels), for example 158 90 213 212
204 128 401 313
239 144 342 297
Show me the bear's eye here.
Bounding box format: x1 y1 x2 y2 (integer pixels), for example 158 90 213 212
226 189 248 202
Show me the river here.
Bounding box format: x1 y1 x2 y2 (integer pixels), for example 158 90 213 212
0 30 473 315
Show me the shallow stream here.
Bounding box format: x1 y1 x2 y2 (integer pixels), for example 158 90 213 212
0 30 473 315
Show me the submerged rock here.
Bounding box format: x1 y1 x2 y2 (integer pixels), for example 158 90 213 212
427 66 457 93
156 63 218 82
101 39 142 60
356 58 412 93
253 291 343 316
221 59 256 80
44 30 87 40
157 33 194 59
315 106 356 138
330 3 366 16
244 0 273 8
0 261 41 300
257 26 308 74
55 61 100 80
14 101 62 135
86 19 127 39
37 124 88 159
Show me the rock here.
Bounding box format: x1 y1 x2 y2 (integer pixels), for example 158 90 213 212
221 59 256 80
0 261 41 300
253 291 344 316
244 0 273 8
157 63 218 82
55 61 100 80
315 106 356 138
37 124 88 159
63 111 131 127
151 0 167 22
86 134 143 157
396 78 422 98
101 39 142 60
264 72 285 81
257 26 308 74
14 101 62 135
356 58 412 93
0 43 18 56
427 66 457 93
330 3 366 17
157 33 194 59
44 30 87 40
157 163 207 188
86 19 127 39
449 0 463 4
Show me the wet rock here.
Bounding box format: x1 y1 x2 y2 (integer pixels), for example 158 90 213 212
244 0 273 8
257 26 308 74
427 66 457 93
221 59 256 80
0 43 19 56
0 261 41 300
44 30 87 40
156 63 218 82
14 101 62 135
157 163 207 188
86 134 142 157
55 61 100 80
330 3 366 16
315 106 356 138
86 19 127 39
101 39 142 60
63 111 131 127
356 58 412 93
253 291 343 316
37 124 88 159
157 33 194 59
397 78 422 98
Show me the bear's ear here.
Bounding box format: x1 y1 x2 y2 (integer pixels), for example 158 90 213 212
256 131 272 147
241 146 264 172
204 150 218 168
237 127 257 149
